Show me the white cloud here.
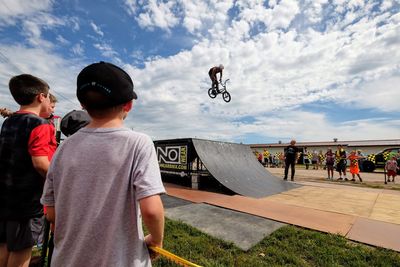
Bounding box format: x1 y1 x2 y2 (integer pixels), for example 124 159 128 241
126 0 233 35
180 1 233 36
0 44 82 115
235 0 299 32
341 76 400 112
180 1 214 34
93 43 121 63
302 0 329 24
18 12 65 48
123 0 137 15
0 0 52 21
22 20 54 48
239 111 400 142
90 21 104 37
71 43 84 56
268 0 300 30
56 35 69 45
381 0 394 11
68 16 80 31
136 0 179 31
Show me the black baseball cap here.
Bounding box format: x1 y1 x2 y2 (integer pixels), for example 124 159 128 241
61 110 91 136
77 61 137 109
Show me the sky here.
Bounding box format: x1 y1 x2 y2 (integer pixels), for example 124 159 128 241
0 0 399 144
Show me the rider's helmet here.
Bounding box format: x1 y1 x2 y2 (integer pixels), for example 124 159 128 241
219 64 224 69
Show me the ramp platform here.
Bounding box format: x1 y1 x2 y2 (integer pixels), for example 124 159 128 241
154 138 299 198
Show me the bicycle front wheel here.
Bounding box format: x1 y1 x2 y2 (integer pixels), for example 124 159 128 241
222 91 231 102
208 88 217 99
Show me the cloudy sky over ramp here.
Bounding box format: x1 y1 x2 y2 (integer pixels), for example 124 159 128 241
0 0 399 144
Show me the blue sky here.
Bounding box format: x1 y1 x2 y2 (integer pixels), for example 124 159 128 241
0 0 399 144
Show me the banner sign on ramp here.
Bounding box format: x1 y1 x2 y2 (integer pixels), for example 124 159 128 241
157 145 188 170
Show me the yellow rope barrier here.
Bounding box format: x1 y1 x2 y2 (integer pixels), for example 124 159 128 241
149 246 202 267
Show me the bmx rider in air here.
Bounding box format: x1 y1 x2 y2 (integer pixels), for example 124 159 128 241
208 64 224 92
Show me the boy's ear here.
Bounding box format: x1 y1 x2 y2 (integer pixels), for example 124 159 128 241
37 92 46 103
122 100 133 112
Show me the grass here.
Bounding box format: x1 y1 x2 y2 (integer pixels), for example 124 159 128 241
153 218 400 267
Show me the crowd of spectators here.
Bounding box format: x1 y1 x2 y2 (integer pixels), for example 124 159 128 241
255 143 399 183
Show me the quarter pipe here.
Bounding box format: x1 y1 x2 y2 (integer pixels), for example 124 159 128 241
192 139 299 198
154 138 300 198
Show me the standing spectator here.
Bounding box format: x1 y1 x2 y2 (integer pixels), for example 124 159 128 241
348 151 363 182
385 156 399 183
303 147 310 169
269 154 274 168
0 93 58 255
0 74 55 267
39 93 57 120
263 148 270 167
41 62 165 266
284 140 299 181
257 151 263 164
318 150 325 170
273 155 279 167
311 150 319 170
325 148 335 180
276 152 285 168
335 144 347 180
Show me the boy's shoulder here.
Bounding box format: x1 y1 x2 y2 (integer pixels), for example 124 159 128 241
2 112 49 131
18 111 48 122
65 127 152 144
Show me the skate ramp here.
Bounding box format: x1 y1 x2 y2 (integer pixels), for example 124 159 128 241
192 139 299 198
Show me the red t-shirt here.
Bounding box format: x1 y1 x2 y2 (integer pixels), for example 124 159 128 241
28 124 57 160
16 111 57 160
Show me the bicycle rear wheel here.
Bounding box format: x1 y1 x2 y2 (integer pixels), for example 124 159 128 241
222 91 231 102
208 88 217 99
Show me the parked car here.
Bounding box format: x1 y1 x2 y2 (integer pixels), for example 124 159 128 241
362 147 400 172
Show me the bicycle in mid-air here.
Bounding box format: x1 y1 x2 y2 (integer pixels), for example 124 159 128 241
208 79 231 103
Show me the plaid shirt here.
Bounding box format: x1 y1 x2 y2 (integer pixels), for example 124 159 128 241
0 112 53 219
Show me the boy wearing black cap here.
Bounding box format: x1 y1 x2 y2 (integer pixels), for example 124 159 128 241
41 62 165 266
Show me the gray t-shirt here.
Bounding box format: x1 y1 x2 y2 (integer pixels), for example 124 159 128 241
41 127 165 267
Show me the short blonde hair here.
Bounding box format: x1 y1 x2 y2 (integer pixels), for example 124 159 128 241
49 93 58 103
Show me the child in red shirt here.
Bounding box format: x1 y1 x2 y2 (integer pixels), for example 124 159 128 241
348 151 363 182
